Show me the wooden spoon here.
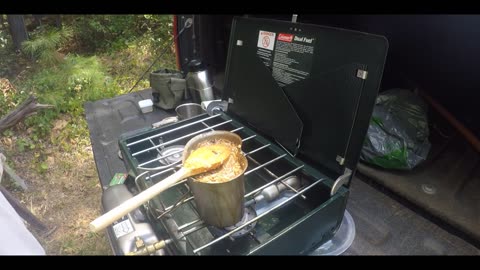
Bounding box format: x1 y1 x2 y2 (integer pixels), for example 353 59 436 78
89 144 232 232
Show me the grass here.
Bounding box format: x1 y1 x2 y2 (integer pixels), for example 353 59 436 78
0 15 176 255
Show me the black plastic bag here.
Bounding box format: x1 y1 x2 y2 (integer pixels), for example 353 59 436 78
360 89 431 170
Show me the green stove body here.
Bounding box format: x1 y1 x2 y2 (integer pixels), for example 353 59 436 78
115 16 387 255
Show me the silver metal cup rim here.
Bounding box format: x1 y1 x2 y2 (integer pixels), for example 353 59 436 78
175 103 203 111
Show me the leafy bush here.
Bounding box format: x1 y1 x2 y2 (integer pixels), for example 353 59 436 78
69 15 173 54
22 26 73 66
139 15 174 51
3 15 176 143
18 55 121 138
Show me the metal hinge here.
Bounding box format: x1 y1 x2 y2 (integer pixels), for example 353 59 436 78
292 14 298 23
336 155 345 165
330 168 352 196
356 69 368 80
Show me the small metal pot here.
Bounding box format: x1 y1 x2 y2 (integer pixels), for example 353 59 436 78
183 131 248 228
176 103 205 120
153 103 205 128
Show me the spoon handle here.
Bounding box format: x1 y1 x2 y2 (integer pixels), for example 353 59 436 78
90 167 190 232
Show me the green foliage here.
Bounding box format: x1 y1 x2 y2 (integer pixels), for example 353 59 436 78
0 27 10 49
0 28 19 78
2 129 13 137
16 137 36 152
39 162 48 173
19 55 122 138
140 15 174 51
70 15 173 54
3 14 176 147
21 26 73 66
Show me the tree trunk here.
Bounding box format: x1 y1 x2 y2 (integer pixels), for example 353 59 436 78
7 15 28 51
33 14 43 27
55 15 62 28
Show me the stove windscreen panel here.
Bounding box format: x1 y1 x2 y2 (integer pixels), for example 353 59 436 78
224 17 388 176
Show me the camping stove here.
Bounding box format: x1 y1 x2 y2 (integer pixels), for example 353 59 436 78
112 16 387 255
118 113 349 255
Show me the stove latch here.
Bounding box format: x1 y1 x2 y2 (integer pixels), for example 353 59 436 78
330 168 352 196
202 100 229 116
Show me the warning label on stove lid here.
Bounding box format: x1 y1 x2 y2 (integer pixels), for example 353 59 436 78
256 30 316 87
257 30 276 51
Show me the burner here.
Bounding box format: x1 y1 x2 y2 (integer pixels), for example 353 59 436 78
209 207 257 239
157 145 184 166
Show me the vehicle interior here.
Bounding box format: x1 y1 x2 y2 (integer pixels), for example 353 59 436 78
174 14 480 248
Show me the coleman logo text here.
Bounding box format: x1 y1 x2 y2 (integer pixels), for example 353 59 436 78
278 33 294 42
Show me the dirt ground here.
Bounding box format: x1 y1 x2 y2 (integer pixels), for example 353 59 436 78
0 122 112 255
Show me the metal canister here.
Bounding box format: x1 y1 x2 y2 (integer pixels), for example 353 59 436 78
102 184 165 255
185 59 215 104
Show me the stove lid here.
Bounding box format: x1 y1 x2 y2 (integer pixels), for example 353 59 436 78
223 16 388 176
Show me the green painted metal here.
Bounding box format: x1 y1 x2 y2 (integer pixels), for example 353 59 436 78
117 112 349 255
